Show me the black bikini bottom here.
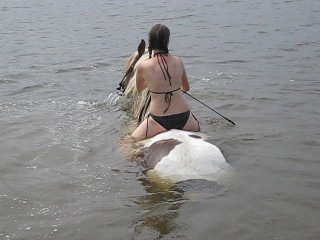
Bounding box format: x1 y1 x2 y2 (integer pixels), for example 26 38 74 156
150 110 191 130
145 110 200 138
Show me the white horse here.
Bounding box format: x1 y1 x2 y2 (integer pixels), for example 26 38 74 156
119 40 230 184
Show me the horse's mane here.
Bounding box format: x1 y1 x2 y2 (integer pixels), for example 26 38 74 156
122 50 150 122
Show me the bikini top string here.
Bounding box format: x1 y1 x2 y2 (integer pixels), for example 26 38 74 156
154 52 172 86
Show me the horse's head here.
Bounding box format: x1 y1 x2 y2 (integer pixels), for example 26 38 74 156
118 39 146 92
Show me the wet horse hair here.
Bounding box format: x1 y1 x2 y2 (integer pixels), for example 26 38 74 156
119 40 151 122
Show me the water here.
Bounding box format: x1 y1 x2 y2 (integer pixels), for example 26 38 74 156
1 0 319 239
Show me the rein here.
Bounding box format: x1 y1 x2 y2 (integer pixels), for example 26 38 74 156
182 91 236 125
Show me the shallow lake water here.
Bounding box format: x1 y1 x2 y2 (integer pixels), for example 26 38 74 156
1 0 319 239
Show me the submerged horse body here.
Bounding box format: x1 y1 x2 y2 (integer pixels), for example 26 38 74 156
119 40 229 183
135 129 229 183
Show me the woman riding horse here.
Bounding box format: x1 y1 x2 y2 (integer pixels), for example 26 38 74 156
132 24 200 140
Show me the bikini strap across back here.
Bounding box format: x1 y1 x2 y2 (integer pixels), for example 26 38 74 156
149 88 181 113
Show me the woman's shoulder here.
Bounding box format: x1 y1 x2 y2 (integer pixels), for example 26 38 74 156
168 55 185 71
169 54 182 60
137 58 152 72
169 54 184 64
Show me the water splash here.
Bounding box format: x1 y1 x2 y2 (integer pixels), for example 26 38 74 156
106 91 123 112
75 91 123 112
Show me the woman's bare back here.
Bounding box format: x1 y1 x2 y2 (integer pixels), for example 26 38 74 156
137 54 190 116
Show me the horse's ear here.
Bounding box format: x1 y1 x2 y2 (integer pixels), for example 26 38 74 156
138 39 146 58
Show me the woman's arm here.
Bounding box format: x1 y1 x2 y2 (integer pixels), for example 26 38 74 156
136 65 147 92
181 63 190 92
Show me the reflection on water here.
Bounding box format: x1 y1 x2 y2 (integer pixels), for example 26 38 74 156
131 174 230 239
132 179 185 239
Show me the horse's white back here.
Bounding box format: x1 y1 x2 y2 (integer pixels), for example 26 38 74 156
141 130 229 183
